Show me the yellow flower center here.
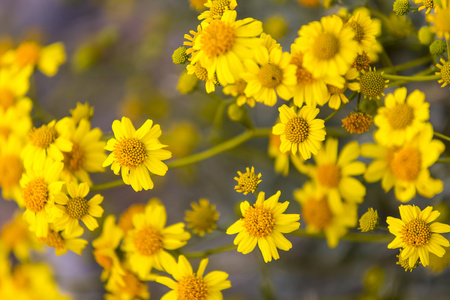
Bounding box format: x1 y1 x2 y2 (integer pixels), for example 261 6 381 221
210 0 231 19
397 250 420 271
327 83 347 95
177 274 209 300
133 227 163 256
63 142 85 172
39 230 65 250
341 112 372 134
194 63 209 81
352 51 371 71
317 163 341 188
15 42 41 66
402 218 431 248
291 52 314 84
258 63 283 88
23 178 48 213
360 70 385 99
389 147 421 182
113 137 147 169
66 196 89 219
93 249 113 269
186 202 218 235
0 126 10 140
439 61 450 85
29 125 58 149
347 21 364 43
285 117 309 144
387 103 414 129
235 170 260 194
0 154 24 189
313 33 340 60
358 208 378 232
243 204 275 238
423 0 434 8
302 197 333 229
0 88 15 110
202 20 235 58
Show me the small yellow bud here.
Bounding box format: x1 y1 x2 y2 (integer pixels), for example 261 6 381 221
358 208 379 232
418 27 434 45
172 46 189 65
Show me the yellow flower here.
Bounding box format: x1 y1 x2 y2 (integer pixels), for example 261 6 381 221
362 123 445 202
21 118 73 171
242 44 297 106
118 203 146 233
415 0 435 14
341 112 372 134
198 0 238 23
305 138 366 213
19 159 64 238
105 266 150 300
227 191 300 263
0 103 32 141
38 225 88 256
374 87 430 146
326 67 360 109
427 0 450 39
296 14 359 77
103 117 172 192
53 181 103 234
69 102 94 124
0 66 32 111
0 136 25 204
121 199 190 278
272 104 326 160
387 205 450 267
294 181 357 248
186 61 218 93
359 67 389 100
223 78 256 107
185 199 219 237
156 255 231 300
345 11 380 53
234 166 262 195
190 0 208 11
192 10 263 86
436 58 450 88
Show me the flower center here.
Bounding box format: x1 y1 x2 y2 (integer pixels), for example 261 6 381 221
0 126 10 139
317 163 341 188
0 154 24 189
401 218 431 248
423 0 434 8
201 20 235 58
243 204 275 238
236 171 260 194
66 196 89 219
194 63 209 82
302 197 333 229
29 125 58 149
210 0 231 19
285 117 309 144
313 33 340 60
258 63 283 88
39 230 65 250
327 83 347 95
341 112 372 134
187 207 217 233
93 249 113 269
347 21 364 43
133 227 163 256
291 52 314 84
113 137 147 169
63 141 85 172
23 178 48 213
389 147 421 182
15 42 41 66
352 51 371 71
177 274 209 300
387 103 414 130
0 88 15 110
439 61 450 85
360 71 385 99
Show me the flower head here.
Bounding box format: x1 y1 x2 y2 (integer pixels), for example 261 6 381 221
436 58 450 88
234 166 262 195
359 67 388 100
0 136 25 203
342 112 372 134
185 199 219 236
415 0 435 14
227 191 300 262
358 208 379 232
38 225 88 256
198 0 238 23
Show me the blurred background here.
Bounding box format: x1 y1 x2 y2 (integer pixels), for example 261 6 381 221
0 0 450 299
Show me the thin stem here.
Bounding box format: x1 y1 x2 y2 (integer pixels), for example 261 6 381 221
379 55 432 73
382 73 441 81
437 157 450 163
182 244 237 258
434 131 450 142
91 179 125 191
289 229 392 243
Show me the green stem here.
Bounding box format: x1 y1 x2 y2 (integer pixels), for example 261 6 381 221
434 131 450 142
382 74 441 81
437 157 450 163
379 55 432 73
90 179 125 191
289 229 392 243
182 244 237 258
447 37 450 59
167 128 271 169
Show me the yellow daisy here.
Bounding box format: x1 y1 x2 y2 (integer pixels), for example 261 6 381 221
105 266 150 300
0 66 32 112
294 181 357 248
38 225 88 256
192 10 263 86
198 0 238 23
103 117 172 192
69 102 94 125
226 191 300 263
0 103 32 141
118 203 146 233
242 44 297 106
415 0 435 14
53 181 104 234
326 67 360 110
359 67 389 100
223 77 256 107
427 0 450 39
185 198 220 237
21 118 73 171
374 87 429 146
156 255 231 300
121 199 191 279
436 58 450 88
305 138 366 214
0 136 25 204
296 14 359 77
186 61 218 93
234 166 262 195
19 159 64 238
387 205 450 267
362 123 445 202
345 11 380 53
272 104 326 160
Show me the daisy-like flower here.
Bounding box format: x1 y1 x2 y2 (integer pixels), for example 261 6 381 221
294 181 357 248
198 0 237 23
373 87 429 146
186 62 218 93
326 68 360 110
19 159 64 238
0 66 32 111
61 118 107 186
296 14 359 77
192 10 263 86
359 67 389 100
69 102 94 125
0 136 25 204
185 198 220 237
362 123 445 202
345 11 380 53
289 42 345 108
105 267 150 300
234 166 262 195
242 43 297 107
272 104 326 160
427 0 450 39
387 205 450 267
53 181 103 235
121 199 191 279
226 191 300 263
0 104 32 141
223 78 256 107
38 225 88 256
435 58 450 88
103 117 172 192
305 138 366 213
118 203 145 233
341 112 372 134
415 0 435 14
156 255 231 300
21 118 73 171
